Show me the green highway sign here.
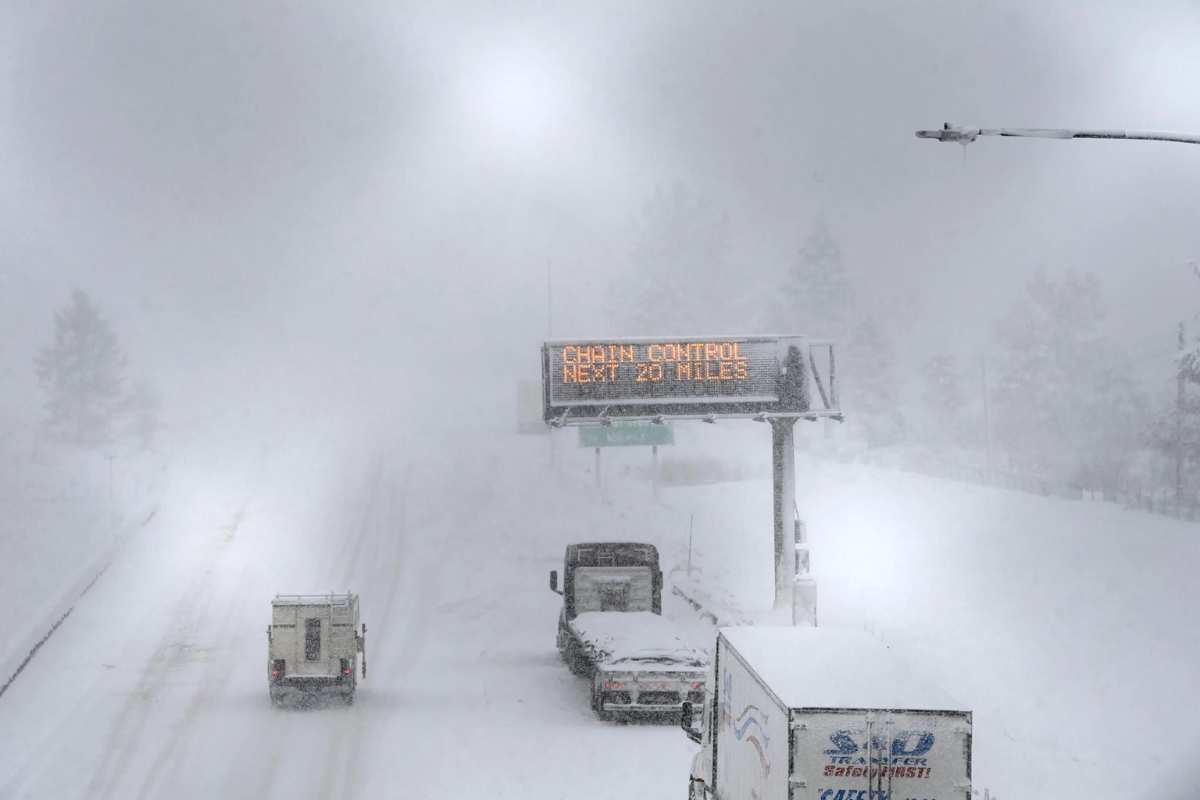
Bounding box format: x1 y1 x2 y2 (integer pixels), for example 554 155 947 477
578 421 674 448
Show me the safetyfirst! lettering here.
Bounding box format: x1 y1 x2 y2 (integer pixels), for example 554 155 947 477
822 729 936 778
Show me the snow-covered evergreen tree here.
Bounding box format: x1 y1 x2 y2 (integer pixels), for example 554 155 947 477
1147 343 1200 505
920 353 966 443
124 378 162 451
34 289 127 448
766 218 853 341
992 268 1146 490
844 318 905 446
609 182 735 335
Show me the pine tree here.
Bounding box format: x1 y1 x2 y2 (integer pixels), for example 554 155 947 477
991 268 1145 491
34 289 127 448
767 218 854 341
845 319 905 446
1148 345 1200 507
609 182 735 335
920 354 966 442
124 378 162 451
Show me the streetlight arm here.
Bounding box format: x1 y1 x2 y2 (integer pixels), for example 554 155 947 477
917 123 1200 146
987 127 1200 145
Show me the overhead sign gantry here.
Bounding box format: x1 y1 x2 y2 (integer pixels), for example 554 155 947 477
541 335 841 614
542 336 840 425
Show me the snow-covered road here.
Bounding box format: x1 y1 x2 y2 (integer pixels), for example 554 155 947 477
5 419 1199 800
0 432 698 799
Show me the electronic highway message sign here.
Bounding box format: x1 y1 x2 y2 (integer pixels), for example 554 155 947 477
542 336 838 425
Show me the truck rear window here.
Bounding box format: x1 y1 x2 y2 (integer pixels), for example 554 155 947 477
305 618 321 661
599 581 630 611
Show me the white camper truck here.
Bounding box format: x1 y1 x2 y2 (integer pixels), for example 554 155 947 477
267 594 365 705
681 627 971 800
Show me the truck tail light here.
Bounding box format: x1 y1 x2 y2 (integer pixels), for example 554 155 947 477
340 658 352 676
271 659 285 679
691 682 704 689
603 680 625 690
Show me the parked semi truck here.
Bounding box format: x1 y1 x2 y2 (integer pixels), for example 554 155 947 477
549 542 708 721
267 593 366 706
681 627 971 800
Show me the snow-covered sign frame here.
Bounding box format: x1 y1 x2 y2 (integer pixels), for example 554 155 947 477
541 335 840 427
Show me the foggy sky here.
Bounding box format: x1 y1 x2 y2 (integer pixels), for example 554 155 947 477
4 1 1199 426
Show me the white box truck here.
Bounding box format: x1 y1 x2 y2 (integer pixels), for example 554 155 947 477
681 627 971 800
267 593 365 706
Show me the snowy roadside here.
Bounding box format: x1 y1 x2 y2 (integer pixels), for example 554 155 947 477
0 447 166 687
668 568 754 627
630 447 1200 799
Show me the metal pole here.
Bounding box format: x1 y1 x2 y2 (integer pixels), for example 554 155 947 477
981 356 994 484
917 123 1200 147
771 418 797 609
107 454 115 521
547 263 556 472
651 444 659 501
594 447 601 490
687 513 694 576
1177 322 1186 515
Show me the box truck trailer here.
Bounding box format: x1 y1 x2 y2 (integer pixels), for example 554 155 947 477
681 627 971 800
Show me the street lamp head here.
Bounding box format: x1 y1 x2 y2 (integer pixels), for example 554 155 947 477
915 122 978 144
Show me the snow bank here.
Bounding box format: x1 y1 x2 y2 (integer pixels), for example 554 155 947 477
650 439 1200 799
0 442 165 683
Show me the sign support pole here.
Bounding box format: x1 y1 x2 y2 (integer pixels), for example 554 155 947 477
771 418 797 610
651 444 659 501
594 447 601 489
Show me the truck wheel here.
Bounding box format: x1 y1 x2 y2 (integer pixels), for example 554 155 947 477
566 642 588 676
591 684 616 722
343 692 355 706
269 688 282 707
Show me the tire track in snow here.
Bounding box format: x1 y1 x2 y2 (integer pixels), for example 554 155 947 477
215 453 386 799
314 457 390 799
336 463 422 798
85 500 250 800
131 562 254 800
336 453 385 590
0 508 157 703
335 453 503 798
